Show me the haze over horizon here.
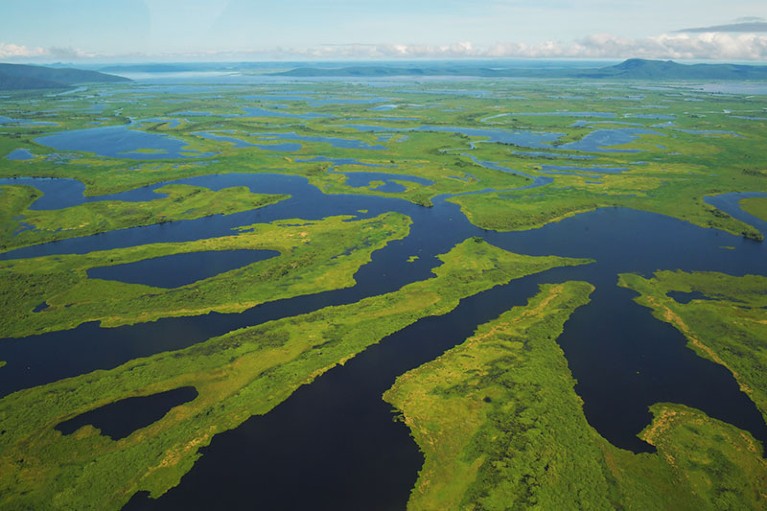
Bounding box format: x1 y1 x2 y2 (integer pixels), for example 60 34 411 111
1 0 767 62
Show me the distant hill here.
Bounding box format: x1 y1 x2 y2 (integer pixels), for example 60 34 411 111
272 59 767 80
576 58 767 80
0 63 131 90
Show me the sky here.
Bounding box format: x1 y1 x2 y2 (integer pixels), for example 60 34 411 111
1 0 767 62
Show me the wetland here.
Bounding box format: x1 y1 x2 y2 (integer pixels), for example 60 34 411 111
1 70 767 510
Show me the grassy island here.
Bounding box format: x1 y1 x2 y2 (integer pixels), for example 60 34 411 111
385 281 767 510
0 240 589 510
0 212 411 338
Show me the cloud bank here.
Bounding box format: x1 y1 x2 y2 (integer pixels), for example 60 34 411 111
0 43 47 59
274 33 767 61
2 32 767 62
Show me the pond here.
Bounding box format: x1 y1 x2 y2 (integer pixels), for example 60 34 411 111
5 149 34 161
36 125 214 160
562 128 659 152
87 249 280 288
56 387 198 440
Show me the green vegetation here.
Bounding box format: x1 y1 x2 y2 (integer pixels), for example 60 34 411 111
385 282 767 510
449 187 607 232
0 213 410 338
3 79 766 238
0 240 588 510
741 197 767 221
620 271 767 421
0 183 287 252
449 163 764 239
3 77 767 509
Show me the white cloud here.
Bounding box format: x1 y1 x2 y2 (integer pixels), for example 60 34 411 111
268 32 767 60
0 43 96 61
0 43 47 59
3 32 767 62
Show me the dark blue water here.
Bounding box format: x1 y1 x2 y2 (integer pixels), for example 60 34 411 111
36 126 214 160
5 149 34 161
87 249 279 288
562 129 659 152
705 192 767 236
1 174 766 510
56 387 198 440
667 290 712 304
0 177 168 211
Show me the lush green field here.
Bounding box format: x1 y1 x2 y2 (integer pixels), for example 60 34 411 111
741 197 767 221
0 183 287 252
385 282 767 510
0 240 588 510
620 271 767 422
2 80 766 238
0 212 410 338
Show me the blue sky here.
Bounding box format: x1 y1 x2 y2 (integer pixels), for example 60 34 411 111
1 0 767 61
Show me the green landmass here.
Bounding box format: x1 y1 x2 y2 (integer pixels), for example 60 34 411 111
2 78 766 238
0 240 589 510
0 212 410 338
0 184 288 252
741 197 767 221
620 271 767 421
385 282 767 510
448 159 764 239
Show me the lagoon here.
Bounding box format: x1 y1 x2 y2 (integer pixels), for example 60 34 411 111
87 249 280 288
36 126 214 160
